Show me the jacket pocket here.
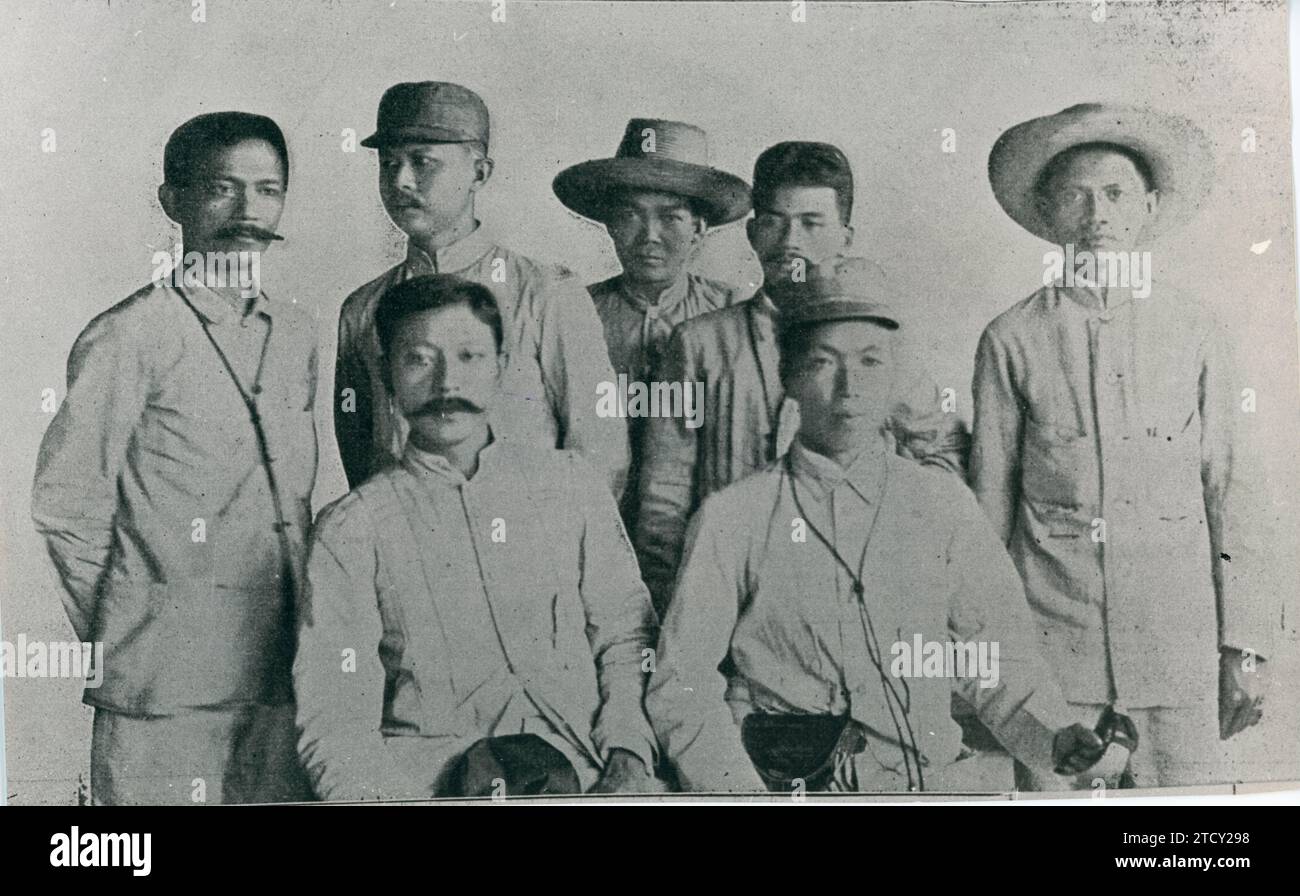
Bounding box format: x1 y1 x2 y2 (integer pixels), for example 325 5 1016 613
1020 416 1095 508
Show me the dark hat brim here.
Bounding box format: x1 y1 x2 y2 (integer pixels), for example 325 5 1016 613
553 157 752 226
360 125 485 149
783 299 901 331
988 104 1214 243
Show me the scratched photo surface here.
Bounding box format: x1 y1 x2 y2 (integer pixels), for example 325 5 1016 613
1 0 1297 804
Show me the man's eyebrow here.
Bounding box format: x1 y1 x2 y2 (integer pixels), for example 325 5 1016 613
207 172 283 183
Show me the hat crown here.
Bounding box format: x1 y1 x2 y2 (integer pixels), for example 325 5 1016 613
777 257 901 330
614 118 710 166
808 256 880 298
372 81 489 147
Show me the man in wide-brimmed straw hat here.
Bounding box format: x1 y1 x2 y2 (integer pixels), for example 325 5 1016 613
554 118 751 530
634 141 969 615
972 103 1275 789
334 81 627 494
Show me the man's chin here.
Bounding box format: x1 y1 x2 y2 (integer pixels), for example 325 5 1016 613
385 207 436 237
217 238 271 254
409 415 483 446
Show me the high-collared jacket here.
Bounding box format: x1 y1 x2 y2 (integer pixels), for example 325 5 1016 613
970 282 1277 708
334 226 628 493
646 440 1073 792
635 290 970 612
294 439 658 801
32 282 319 714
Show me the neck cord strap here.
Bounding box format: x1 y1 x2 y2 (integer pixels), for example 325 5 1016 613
784 454 926 791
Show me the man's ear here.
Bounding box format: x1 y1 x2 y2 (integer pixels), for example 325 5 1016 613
1145 189 1160 216
841 222 855 252
158 183 183 225
470 153 495 192
745 216 758 251
690 216 708 248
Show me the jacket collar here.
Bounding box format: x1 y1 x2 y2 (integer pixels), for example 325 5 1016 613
1054 281 1141 317
402 427 503 486
754 286 780 320
403 222 495 275
176 281 272 325
610 271 691 316
787 436 889 505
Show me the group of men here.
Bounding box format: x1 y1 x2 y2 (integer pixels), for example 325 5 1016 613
31 81 1274 802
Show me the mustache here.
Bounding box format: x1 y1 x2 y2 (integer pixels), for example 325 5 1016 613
215 223 284 242
412 396 484 417
762 251 810 269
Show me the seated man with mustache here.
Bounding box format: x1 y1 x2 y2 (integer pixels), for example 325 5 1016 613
294 274 662 799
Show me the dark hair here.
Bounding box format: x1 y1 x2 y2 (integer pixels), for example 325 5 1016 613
777 322 818 384
375 274 504 369
164 111 290 189
1034 141 1156 200
752 142 854 225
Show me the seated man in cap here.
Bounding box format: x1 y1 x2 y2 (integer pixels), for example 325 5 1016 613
974 103 1276 789
635 141 968 615
335 81 628 494
553 117 751 532
646 258 1109 793
297 274 661 800
32 111 316 804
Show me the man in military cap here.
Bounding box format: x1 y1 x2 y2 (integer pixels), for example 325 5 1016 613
553 118 751 530
635 141 968 614
32 112 317 804
646 257 1108 792
973 103 1275 788
335 81 627 492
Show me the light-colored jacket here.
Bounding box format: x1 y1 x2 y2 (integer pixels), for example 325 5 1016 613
635 292 969 612
646 445 1073 792
32 283 318 714
294 441 658 801
970 283 1277 708
334 226 629 493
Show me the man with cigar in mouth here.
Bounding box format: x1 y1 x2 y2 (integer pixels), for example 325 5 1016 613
296 274 661 799
635 141 968 614
32 112 319 804
335 81 627 493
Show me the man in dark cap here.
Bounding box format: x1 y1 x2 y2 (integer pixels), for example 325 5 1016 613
553 117 751 531
973 103 1276 788
647 257 1107 792
635 141 968 614
335 81 628 493
32 111 318 804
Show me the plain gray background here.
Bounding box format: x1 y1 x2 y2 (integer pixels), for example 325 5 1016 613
2 0 1298 803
